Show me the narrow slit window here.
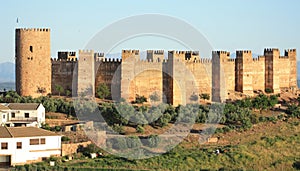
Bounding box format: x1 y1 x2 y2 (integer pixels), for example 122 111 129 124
30 46 33 52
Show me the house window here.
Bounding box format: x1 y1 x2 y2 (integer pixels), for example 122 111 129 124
1 142 8 150
2 115 5 119
11 113 15 118
30 46 33 52
17 142 22 149
40 138 46 144
25 113 29 118
30 139 39 145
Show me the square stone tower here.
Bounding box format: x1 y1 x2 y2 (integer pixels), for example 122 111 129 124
77 50 95 97
264 48 280 94
285 49 297 89
15 28 51 97
235 50 254 96
120 50 140 102
212 51 235 102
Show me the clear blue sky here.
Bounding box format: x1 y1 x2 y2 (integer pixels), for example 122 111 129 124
1 0 300 62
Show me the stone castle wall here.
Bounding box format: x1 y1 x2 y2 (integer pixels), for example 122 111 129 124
95 58 121 99
120 50 164 103
16 28 297 104
51 58 77 95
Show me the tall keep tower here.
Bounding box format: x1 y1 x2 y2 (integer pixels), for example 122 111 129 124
15 28 51 97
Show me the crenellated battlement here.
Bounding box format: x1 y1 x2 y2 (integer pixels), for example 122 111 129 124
51 58 77 62
236 50 251 55
285 49 296 53
212 51 231 60
228 58 235 62
57 51 77 60
154 50 164 54
94 52 105 57
122 50 139 54
16 28 50 32
253 56 265 62
213 51 229 54
264 48 279 53
96 58 122 63
174 51 186 54
147 50 164 55
68 52 76 56
285 49 297 57
79 49 94 54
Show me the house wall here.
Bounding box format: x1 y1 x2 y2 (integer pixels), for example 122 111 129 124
0 136 61 165
7 106 45 127
37 105 46 124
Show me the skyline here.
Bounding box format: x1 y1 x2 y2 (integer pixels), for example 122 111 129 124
1 0 300 63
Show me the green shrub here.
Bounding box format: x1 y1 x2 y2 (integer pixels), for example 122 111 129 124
54 125 62 132
265 88 273 94
250 114 259 124
146 135 160 148
136 125 144 133
134 94 147 104
41 123 51 131
259 116 267 122
96 84 110 99
82 144 101 156
61 136 70 142
267 116 278 123
126 136 142 148
215 128 224 134
222 126 232 133
111 137 128 150
112 124 125 134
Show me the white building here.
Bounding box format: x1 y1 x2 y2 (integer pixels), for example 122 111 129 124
0 103 45 128
0 126 61 166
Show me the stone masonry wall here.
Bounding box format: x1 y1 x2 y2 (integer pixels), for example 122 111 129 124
51 59 77 95
61 141 91 156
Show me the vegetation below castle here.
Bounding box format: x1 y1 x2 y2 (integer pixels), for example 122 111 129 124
14 118 300 170
2 91 300 170
0 91 75 116
1 91 300 133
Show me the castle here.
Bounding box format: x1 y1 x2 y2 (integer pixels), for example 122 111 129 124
15 28 297 106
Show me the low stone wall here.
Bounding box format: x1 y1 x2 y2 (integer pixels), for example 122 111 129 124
61 141 91 156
